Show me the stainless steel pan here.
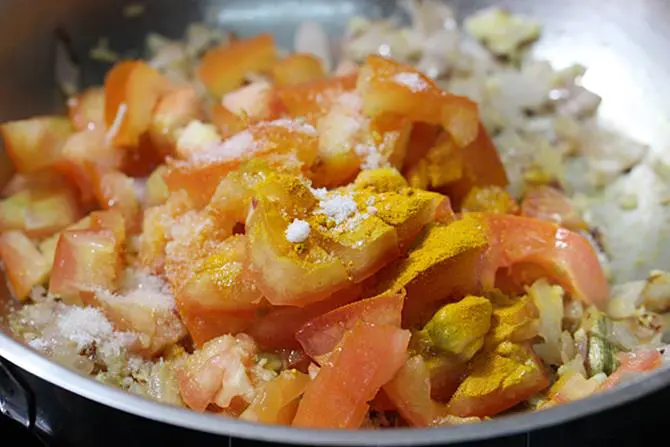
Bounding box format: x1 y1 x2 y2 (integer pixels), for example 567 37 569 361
1 0 670 444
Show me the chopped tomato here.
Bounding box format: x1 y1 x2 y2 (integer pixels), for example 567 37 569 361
222 81 273 122
296 290 404 363
600 350 663 391
384 355 444 427
54 128 124 204
49 229 122 305
247 284 363 350
482 214 609 308
462 186 519 214
197 34 277 97
89 168 141 231
241 369 311 424
104 60 170 148
165 119 319 208
176 235 263 346
357 55 479 147
1 116 72 173
178 334 258 412
439 124 508 208
403 122 441 170
210 103 248 138
369 215 489 327
89 209 126 245
521 185 587 231
0 231 50 300
0 186 81 238
272 74 358 122
272 53 325 86
149 86 204 155
446 342 549 418
68 88 106 131
247 186 351 306
292 323 410 428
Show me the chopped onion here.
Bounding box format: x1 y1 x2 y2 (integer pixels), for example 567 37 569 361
529 279 565 365
606 280 645 320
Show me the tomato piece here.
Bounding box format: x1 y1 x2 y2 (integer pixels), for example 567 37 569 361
222 81 273 122
178 334 258 412
403 122 441 170
54 128 124 203
89 209 126 245
0 231 50 300
296 290 404 363
90 168 141 231
311 98 363 188
49 229 122 305
38 215 93 273
369 215 489 327
149 86 204 155
247 284 363 350
240 369 311 424
521 185 587 231
68 87 106 131
271 53 325 86
357 55 479 147
104 60 170 148
85 272 186 357
165 119 319 208
1 116 72 173
292 323 410 428
145 165 170 207
440 124 508 208
138 191 195 273
0 186 81 238
462 186 519 214
197 34 277 97
210 103 248 139
272 74 358 122
384 355 445 427
600 350 663 391
483 214 609 308
446 342 549 417
176 235 263 346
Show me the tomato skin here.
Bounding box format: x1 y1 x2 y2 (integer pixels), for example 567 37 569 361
68 88 106 132
48 229 122 305
240 369 311 424
247 284 363 350
600 350 663 391
357 55 479 148
272 74 358 122
197 34 277 97
0 231 50 300
446 342 549 418
271 53 325 86
521 186 587 231
384 355 443 427
482 214 609 308
1 116 72 173
296 290 404 363
292 323 410 429
104 60 170 148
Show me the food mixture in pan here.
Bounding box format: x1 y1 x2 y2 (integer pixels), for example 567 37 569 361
2 1 669 429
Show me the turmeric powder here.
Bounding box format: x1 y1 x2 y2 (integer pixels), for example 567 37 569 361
421 295 493 361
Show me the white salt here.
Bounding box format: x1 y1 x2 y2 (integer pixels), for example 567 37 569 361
392 72 428 92
316 193 358 224
285 219 311 243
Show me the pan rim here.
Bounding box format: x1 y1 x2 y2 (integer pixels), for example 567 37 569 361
2 331 669 445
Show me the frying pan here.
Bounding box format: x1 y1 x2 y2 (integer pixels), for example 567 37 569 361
1 0 670 445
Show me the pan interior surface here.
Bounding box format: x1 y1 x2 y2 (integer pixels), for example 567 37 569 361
1 0 670 444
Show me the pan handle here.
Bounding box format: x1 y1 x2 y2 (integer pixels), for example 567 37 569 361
0 356 35 429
